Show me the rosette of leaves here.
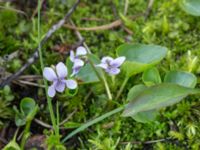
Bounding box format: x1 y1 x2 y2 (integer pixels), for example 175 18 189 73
123 68 199 123
14 97 38 126
4 98 38 150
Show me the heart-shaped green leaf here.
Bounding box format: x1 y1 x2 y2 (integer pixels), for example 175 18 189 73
142 67 161 86
180 0 200 16
164 71 197 88
76 54 100 84
122 83 200 117
116 44 167 77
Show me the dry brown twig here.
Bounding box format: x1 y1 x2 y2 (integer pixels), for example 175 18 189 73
81 17 105 22
34 109 77 129
120 137 171 145
145 0 155 20
17 75 42 81
111 1 133 35
34 118 52 129
15 80 45 88
64 14 143 32
11 75 43 87
64 19 122 31
59 109 77 126
69 20 91 53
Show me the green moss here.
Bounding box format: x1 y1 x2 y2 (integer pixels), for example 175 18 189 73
1 0 200 149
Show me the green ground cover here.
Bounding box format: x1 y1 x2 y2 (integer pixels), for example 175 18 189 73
0 0 200 149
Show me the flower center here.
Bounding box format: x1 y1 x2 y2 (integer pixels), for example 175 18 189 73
75 56 79 59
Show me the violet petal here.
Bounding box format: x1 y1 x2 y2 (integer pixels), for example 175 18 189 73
110 56 126 67
76 46 87 56
48 84 56 97
71 66 81 76
73 59 84 68
106 67 120 75
55 81 65 92
70 50 75 62
56 62 68 78
96 63 108 69
65 79 77 89
43 67 57 81
101 56 113 64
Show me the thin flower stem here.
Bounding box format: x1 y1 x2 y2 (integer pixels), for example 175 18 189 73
111 75 115 86
102 74 113 100
13 128 19 141
56 101 60 136
20 121 31 149
115 76 129 100
88 57 112 100
61 106 124 143
69 20 112 100
37 0 58 136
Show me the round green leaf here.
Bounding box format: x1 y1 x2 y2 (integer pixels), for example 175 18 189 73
116 44 167 77
122 83 200 117
164 71 197 88
3 85 11 95
20 97 36 116
76 54 100 84
180 0 200 16
142 67 161 86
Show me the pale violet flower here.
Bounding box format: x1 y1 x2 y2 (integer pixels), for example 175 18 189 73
43 62 77 97
70 46 87 76
96 56 126 75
